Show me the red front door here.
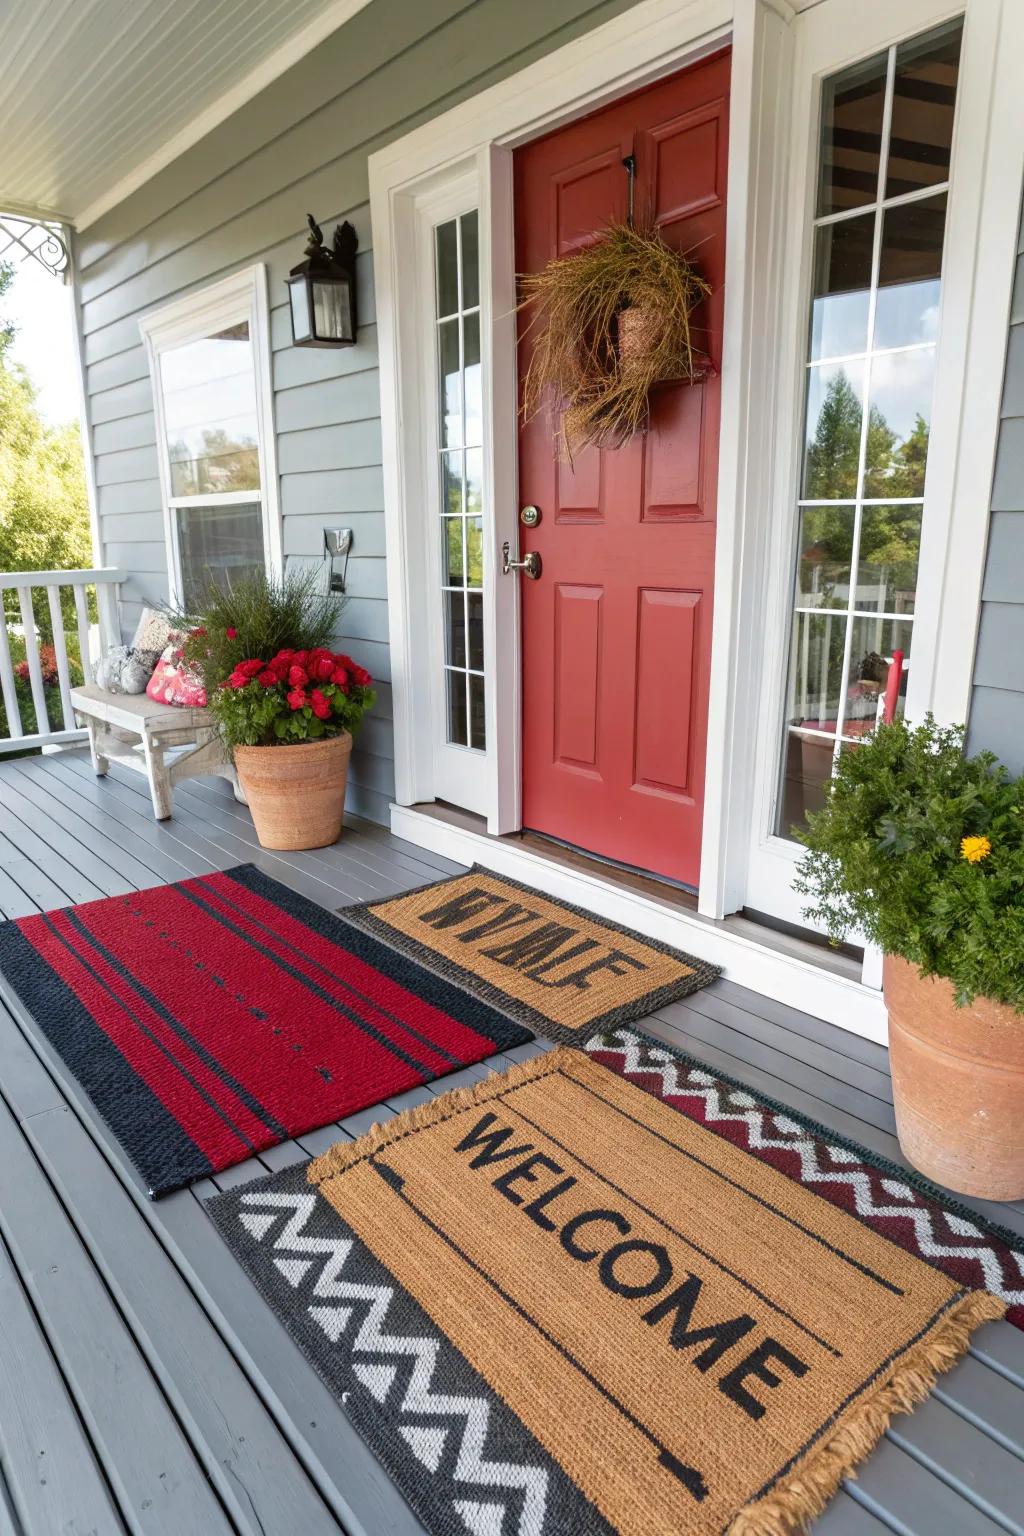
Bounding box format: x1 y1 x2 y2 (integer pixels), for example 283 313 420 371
514 51 729 888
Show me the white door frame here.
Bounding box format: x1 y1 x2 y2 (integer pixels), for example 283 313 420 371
742 0 1024 930
371 0 788 860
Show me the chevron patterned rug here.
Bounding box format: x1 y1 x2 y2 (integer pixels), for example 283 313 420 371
585 1027 1024 1333
209 1048 1003 1536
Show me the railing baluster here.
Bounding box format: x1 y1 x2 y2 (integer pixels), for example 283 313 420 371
0 569 123 752
47 584 75 732
74 583 94 684
96 580 119 653
0 611 23 739
17 586 51 737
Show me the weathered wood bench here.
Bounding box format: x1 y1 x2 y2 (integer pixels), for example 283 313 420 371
70 684 241 820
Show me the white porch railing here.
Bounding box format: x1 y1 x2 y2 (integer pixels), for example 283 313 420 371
0 568 125 754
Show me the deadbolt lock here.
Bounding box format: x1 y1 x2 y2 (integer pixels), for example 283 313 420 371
520 504 541 527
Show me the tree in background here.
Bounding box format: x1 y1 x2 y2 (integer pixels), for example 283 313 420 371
0 260 89 738
0 260 92 638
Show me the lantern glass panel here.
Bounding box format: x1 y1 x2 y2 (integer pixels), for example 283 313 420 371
289 279 311 341
312 275 353 342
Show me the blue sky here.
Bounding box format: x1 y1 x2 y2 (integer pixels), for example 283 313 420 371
2 254 80 427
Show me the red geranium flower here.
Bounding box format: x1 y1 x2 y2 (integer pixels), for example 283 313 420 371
226 627 237 639
274 648 295 664
288 664 309 688
311 655 335 682
238 658 264 678
310 688 332 720
191 626 207 638
349 663 372 687
286 687 307 711
256 669 278 688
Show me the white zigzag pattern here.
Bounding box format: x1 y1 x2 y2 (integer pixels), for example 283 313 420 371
593 1032 1024 1307
240 1191 549 1536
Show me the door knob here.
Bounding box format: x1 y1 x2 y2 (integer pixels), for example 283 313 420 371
502 540 542 580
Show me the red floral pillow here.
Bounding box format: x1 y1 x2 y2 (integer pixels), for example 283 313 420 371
146 643 207 707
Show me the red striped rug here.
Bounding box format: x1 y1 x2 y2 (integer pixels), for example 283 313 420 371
0 865 532 1196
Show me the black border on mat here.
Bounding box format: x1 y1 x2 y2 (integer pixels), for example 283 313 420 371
337 862 722 1046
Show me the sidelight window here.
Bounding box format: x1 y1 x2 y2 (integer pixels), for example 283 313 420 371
434 210 486 752
775 18 963 839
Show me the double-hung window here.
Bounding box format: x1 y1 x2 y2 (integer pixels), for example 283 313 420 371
140 266 280 611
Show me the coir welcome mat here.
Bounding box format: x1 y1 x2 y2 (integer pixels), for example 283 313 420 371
211 1049 1002 1536
340 866 720 1045
0 865 531 1196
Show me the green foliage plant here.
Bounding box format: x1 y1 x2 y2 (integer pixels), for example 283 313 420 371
795 715 1024 1010
211 647 375 753
170 565 344 697
169 565 374 755
0 262 93 638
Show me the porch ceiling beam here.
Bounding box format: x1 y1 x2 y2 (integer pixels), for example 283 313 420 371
0 195 71 225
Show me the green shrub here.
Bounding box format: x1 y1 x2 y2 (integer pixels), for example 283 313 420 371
795 715 1024 1009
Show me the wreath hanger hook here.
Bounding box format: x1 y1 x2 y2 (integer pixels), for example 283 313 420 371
622 151 636 227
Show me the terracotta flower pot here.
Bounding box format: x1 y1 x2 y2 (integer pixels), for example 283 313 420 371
234 733 352 851
884 954 1024 1201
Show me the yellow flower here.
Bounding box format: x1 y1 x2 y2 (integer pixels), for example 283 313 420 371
960 835 991 864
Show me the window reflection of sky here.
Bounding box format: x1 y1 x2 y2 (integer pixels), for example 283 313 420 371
161 332 259 494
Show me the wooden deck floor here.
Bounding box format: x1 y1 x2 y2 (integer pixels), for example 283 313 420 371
0 749 1021 1536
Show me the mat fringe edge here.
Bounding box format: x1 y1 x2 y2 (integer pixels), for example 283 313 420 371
307 1046 576 1184
306 1051 1007 1536
729 1286 1006 1536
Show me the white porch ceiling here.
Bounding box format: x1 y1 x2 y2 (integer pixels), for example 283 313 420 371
0 0 372 230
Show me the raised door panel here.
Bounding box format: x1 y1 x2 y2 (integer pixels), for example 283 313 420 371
648 105 725 226
553 583 603 771
642 384 706 519
633 588 699 799
552 149 627 256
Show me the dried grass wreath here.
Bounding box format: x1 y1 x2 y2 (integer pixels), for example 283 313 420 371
519 221 711 460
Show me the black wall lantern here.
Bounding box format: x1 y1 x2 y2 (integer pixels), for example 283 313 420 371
286 213 358 347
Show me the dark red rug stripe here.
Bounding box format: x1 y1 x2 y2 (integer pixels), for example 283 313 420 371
81 884 433 1131
183 876 464 1079
24 911 255 1168
61 905 287 1143
199 870 504 1063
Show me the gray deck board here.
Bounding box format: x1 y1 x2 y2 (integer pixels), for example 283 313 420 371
0 1088 233 1535
0 749 1021 1536
22 1099 339 1536
846 1440 1009 1534
0 1227 125 1536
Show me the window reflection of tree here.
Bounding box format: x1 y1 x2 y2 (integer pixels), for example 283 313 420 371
803 368 926 611
168 426 260 497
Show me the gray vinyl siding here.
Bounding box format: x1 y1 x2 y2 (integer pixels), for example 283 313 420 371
967 200 1024 774
75 0 636 825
